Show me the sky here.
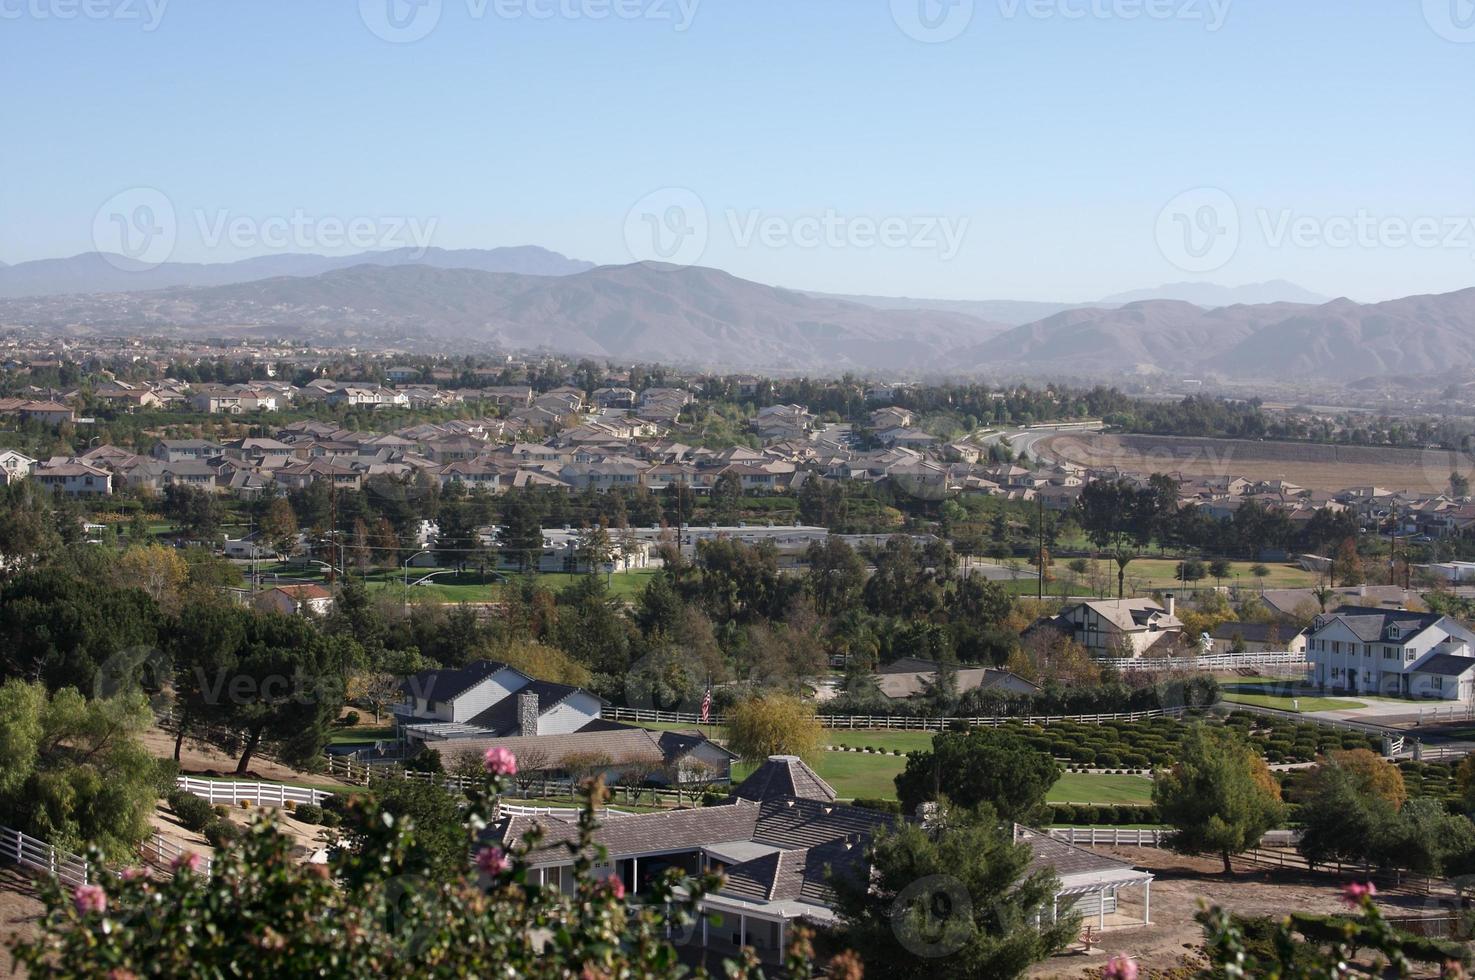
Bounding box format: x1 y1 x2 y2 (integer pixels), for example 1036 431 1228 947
2 0 1474 303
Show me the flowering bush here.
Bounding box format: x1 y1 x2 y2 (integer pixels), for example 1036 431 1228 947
12 760 813 978
1199 884 1471 978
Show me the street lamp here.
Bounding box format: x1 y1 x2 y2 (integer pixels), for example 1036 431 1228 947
403 550 433 613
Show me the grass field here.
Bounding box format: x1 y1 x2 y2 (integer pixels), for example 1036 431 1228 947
1047 772 1154 805
1220 678 1366 712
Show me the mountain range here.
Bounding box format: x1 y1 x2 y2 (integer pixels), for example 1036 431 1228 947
0 246 593 298
0 249 1469 380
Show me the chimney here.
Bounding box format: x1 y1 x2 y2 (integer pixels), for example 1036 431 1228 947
518 691 539 737
1165 594 1176 618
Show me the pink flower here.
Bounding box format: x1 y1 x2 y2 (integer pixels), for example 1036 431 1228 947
1343 881 1377 907
73 884 107 916
171 852 204 875
603 876 626 901
476 846 510 876
1102 955 1138 980
120 867 146 882
483 747 518 777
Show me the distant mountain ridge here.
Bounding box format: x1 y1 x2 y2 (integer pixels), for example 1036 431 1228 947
1098 280 1331 307
0 255 1470 380
0 246 593 298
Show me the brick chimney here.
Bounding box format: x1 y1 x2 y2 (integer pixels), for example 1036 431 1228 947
518 691 539 737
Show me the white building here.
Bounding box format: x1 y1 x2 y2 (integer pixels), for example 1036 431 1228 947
1305 606 1475 700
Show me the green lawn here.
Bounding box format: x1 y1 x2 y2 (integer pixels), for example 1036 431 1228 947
1221 678 1366 712
731 753 909 802
1047 772 1154 805
1120 558 1318 591
329 726 396 745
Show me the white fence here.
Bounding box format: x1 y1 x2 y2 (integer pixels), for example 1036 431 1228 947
140 832 213 878
1049 827 1298 849
175 776 333 808
605 705 1188 731
1104 651 1308 674
0 825 93 889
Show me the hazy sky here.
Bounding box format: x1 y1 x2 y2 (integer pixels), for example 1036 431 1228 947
3 0 1473 302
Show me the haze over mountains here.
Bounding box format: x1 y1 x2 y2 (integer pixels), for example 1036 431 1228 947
0 247 1470 380
0 246 593 298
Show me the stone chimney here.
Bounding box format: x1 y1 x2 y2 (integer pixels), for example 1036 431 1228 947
518 691 539 737
1165 594 1176 618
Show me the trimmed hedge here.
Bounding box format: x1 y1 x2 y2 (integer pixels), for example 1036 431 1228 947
294 803 325 825
167 791 215 833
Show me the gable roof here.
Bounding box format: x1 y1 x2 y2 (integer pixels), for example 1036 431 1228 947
732 756 836 804
402 659 510 703
1412 653 1475 677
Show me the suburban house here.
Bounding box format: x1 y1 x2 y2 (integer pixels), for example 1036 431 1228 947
494 755 1153 962
395 659 606 740
255 583 336 617
32 460 112 497
1305 606 1475 700
1028 598 1185 657
0 449 36 484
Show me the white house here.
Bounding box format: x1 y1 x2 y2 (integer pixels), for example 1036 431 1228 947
1305 607 1475 700
396 659 605 740
0 449 36 484
1029 598 1185 658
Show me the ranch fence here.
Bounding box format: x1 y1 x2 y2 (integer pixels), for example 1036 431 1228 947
174 776 334 808
1102 652 1309 674
0 825 93 889
1047 827 1298 849
604 705 1190 731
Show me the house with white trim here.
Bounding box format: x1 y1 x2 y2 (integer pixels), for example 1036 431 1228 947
1305 606 1475 701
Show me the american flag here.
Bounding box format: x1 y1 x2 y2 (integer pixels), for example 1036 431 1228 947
700 688 712 724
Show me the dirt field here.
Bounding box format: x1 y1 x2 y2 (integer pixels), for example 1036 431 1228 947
1030 848 1453 979
139 726 353 787
1042 433 1472 495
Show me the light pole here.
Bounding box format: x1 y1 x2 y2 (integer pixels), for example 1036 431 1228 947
403 550 432 614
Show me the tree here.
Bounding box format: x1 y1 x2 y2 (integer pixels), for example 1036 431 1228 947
1332 537 1364 587
830 804 1077 980
574 522 614 576
1452 471 1470 499
1154 725 1285 873
1250 563 1270 592
220 613 356 774
347 671 403 724
1317 748 1406 810
894 729 1060 822
724 694 824 763
1176 558 1207 585
259 495 299 557
344 777 467 884
498 495 543 574
804 537 865 615
116 543 190 612
0 681 166 860
1208 558 1232 589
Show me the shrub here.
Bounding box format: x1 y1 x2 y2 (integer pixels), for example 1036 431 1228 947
1053 804 1075 824
320 811 342 828
167 791 215 833
342 711 361 727
203 820 239 849
213 804 229 817
295 803 325 825
851 798 903 815
1075 805 1099 825
1096 752 1121 769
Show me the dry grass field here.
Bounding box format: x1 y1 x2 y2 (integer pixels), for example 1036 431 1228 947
1042 433 1474 494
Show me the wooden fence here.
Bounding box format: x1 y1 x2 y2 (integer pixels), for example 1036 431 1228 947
1048 827 1299 849
175 776 333 808
139 832 213 878
1105 652 1309 674
605 705 1188 731
0 825 93 889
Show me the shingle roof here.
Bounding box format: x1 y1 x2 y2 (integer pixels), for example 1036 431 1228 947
402 659 508 703
1413 653 1475 677
732 756 836 804
465 679 584 733
1016 826 1138 879
501 800 763 865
